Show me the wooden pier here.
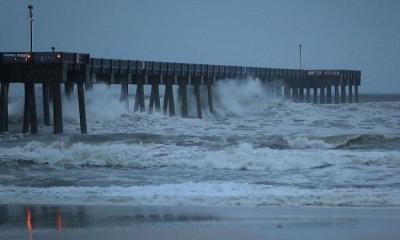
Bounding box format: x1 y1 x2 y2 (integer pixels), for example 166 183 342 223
0 52 361 134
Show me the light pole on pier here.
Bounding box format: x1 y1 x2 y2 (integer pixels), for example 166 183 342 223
299 44 302 70
28 4 34 53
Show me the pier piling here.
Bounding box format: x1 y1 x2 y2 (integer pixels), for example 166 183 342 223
120 80 129 107
52 83 63 134
27 83 38 134
320 86 325 104
341 84 346 103
0 82 9 132
299 88 305 102
284 86 290 100
163 83 175 116
77 83 87 134
313 87 318 104
207 84 214 114
22 84 30 133
194 84 202 118
42 83 50 126
179 82 188 118
334 85 339 104
134 82 145 112
276 84 282 98
65 82 74 98
306 88 311 103
292 87 299 102
148 80 160 113
326 85 332 104
355 85 359 103
348 84 353 103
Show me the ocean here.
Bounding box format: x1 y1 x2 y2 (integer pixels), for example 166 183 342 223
0 79 399 208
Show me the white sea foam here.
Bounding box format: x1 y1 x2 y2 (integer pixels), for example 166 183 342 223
213 78 272 115
1 182 399 207
1 140 399 172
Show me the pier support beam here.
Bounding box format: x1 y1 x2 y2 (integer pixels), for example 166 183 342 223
313 87 318 104
275 84 282 98
348 84 353 103
85 72 94 90
207 84 215 114
292 87 299 102
355 85 359 103
299 88 305 102
194 84 202 119
326 85 332 104
0 82 9 133
22 84 30 133
65 82 74 98
42 83 51 126
163 84 175 116
265 79 275 97
334 85 339 104
53 83 63 134
179 83 188 118
341 84 346 103
320 87 325 104
24 83 38 134
306 88 311 103
120 80 129 108
284 86 290 100
148 81 160 113
77 83 87 134
134 83 145 112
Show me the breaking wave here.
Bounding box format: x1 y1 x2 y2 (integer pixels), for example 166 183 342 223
0 139 399 171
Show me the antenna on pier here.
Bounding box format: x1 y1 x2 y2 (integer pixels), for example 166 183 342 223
27 3 34 53
299 44 302 70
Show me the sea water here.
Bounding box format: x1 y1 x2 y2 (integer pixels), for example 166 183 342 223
0 79 399 207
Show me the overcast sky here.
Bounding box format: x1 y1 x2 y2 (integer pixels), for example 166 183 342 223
1 0 399 93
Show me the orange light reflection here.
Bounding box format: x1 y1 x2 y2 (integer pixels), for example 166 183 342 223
26 208 32 231
57 210 63 231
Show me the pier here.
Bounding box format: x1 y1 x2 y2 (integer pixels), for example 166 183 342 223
0 52 361 134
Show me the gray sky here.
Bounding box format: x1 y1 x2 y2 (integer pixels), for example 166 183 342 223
1 0 399 93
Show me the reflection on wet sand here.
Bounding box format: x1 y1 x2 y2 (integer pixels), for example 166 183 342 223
25 207 32 231
57 210 63 231
0 205 217 231
0 205 400 240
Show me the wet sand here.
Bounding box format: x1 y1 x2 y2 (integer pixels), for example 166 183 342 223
0 204 399 240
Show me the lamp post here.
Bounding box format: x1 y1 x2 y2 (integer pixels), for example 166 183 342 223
299 44 302 70
23 4 38 134
28 5 33 53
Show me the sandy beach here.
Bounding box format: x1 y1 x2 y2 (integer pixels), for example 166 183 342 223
0 204 399 240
